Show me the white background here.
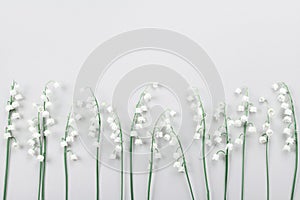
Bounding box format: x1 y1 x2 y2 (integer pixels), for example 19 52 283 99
0 1 300 199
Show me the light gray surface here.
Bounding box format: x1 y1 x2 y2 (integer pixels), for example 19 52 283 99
0 1 300 200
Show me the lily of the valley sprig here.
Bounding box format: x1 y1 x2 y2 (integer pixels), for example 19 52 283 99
61 109 81 200
147 109 177 200
2 81 23 200
86 89 102 200
272 82 299 200
234 87 257 200
212 102 234 200
27 81 60 200
171 126 195 200
129 83 158 200
258 97 275 200
187 87 211 200
106 106 124 200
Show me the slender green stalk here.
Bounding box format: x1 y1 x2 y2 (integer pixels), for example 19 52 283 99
283 83 298 200
118 120 124 200
171 128 195 200
37 113 43 200
3 139 11 200
195 91 210 200
241 89 249 200
147 110 169 200
41 102 47 200
3 83 15 200
88 89 102 200
129 88 148 200
64 111 72 200
223 106 229 200
265 138 270 200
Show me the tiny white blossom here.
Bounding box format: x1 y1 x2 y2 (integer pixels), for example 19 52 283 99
44 130 51 136
27 139 35 146
248 126 257 133
193 133 201 140
283 128 291 135
249 106 257 113
37 155 44 162
279 88 287 94
266 129 273 136
42 111 50 118
283 116 292 124
259 97 266 103
272 83 279 91
284 109 293 116
60 141 68 147
5 105 14 112
164 134 171 141
235 88 242 95
7 125 15 131
107 106 113 113
212 153 220 161
277 94 286 102
214 136 222 143
226 143 233 151
234 120 242 127
238 105 245 112
144 93 152 101
135 138 143 145
11 112 21 120
130 131 138 137
12 101 20 108
259 136 267 144
242 96 249 102
235 138 243 145
70 154 78 161
283 144 291 152
281 103 290 109
28 149 36 156
286 137 295 145
240 115 248 123
46 118 55 126
268 108 275 116
10 89 17 96
12 141 19 148
169 110 177 117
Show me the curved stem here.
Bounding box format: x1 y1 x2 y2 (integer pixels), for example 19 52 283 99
171 128 195 200
195 91 210 200
224 106 229 200
37 113 43 200
283 83 298 200
129 88 148 200
177 135 195 200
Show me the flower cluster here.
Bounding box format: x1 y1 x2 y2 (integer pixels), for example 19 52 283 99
130 83 159 145
106 106 123 160
86 95 103 140
258 97 275 144
272 83 296 152
234 87 257 145
60 112 81 161
4 81 24 147
212 103 233 161
187 87 211 146
27 81 60 162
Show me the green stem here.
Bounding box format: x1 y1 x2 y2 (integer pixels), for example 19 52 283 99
64 146 68 200
3 82 14 200
241 122 247 200
42 136 47 200
283 83 298 200
195 92 210 200
147 110 168 200
37 113 43 200
176 135 195 200
64 111 72 200
3 138 11 200
130 88 148 200
241 90 249 200
224 106 229 200
266 140 270 200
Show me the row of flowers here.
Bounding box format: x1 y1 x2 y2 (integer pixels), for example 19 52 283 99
1 81 299 200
